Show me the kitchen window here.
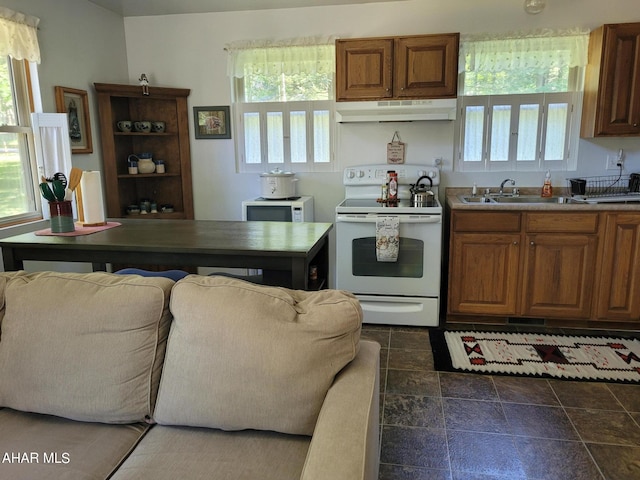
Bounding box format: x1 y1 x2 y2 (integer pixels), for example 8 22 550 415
227 37 335 172
0 8 42 227
456 29 589 172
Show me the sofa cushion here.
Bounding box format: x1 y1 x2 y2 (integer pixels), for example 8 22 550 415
0 271 26 341
110 425 311 480
154 275 362 435
0 271 174 424
0 408 150 480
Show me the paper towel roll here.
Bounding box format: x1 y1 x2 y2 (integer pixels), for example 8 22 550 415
80 171 106 226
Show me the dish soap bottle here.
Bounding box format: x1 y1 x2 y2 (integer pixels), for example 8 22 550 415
541 170 553 198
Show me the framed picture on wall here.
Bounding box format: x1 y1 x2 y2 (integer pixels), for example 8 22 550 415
54 86 93 154
193 106 231 139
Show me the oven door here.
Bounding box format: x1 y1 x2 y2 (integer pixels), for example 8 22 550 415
335 213 442 296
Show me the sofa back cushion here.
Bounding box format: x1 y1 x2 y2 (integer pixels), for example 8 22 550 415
0 271 174 424
154 275 362 435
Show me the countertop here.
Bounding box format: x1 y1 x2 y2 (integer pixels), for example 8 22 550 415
446 187 640 211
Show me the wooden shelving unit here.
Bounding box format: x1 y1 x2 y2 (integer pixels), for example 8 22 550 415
94 83 194 220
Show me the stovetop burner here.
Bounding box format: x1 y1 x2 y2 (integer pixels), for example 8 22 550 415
336 196 442 214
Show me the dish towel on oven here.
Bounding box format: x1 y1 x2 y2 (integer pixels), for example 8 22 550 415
376 216 400 262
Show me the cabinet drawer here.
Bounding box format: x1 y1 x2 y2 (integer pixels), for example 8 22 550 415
525 213 599 233
452 212 521 232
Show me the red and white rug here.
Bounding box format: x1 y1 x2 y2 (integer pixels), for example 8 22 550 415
439 330 640 383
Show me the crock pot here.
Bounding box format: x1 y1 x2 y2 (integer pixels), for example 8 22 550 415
260 169 298 199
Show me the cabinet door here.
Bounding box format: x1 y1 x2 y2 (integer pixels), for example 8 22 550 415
336 38 393 101
583 23 640 137
521 234 597 318
449 233 521 315
597 213 640 322
394 34 459 99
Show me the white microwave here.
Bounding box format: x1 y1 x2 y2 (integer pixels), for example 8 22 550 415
242 196 314 223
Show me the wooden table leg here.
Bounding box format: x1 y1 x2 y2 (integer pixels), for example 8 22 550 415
1 247 23 271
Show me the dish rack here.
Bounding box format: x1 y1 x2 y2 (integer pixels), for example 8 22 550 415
567 174 640 199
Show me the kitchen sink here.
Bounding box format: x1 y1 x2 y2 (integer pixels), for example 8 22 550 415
493 196 563 204
458 195 571 205
457 195 496 204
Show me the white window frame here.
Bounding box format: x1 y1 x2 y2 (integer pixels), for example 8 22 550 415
228 39 337 173
457 91 580 172
0 57 41 227
456 30 588 173
234 100 335 173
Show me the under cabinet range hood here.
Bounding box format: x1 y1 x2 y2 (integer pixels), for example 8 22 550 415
335 98 457 123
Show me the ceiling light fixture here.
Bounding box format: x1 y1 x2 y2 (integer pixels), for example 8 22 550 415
524 0 546 14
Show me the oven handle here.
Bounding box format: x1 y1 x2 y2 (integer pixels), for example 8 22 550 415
335 214 441 224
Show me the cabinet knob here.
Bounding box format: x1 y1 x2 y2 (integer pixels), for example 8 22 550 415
530 241 535 246
513 241 518 245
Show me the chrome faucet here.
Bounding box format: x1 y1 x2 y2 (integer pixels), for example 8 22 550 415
499 178 516 196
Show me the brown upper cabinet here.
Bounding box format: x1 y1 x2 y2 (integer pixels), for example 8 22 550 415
335 33 459 102
581 22 640 137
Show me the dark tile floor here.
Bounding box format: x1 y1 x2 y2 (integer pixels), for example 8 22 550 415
361 324 640 480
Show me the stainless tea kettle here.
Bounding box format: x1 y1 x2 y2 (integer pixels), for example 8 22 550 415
409 175 434 207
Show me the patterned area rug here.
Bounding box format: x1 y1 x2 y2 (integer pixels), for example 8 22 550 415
429 330 640 383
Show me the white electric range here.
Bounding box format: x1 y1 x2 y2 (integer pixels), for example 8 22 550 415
335 164 443 326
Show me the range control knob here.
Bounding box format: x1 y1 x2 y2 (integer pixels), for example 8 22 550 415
357 170 365 178
346 170 356 179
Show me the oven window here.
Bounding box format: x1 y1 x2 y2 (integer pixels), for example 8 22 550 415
352 237 424 277
246 205 292 222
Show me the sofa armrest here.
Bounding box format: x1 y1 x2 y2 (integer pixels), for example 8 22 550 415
300 340 380 480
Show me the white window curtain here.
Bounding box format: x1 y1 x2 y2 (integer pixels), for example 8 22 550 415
226 36 336 79
0 6 40 63
460 28 589 74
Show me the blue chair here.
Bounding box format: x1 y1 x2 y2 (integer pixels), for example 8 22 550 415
114 268 190 282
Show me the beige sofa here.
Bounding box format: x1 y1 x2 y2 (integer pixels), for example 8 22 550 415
0 271 380 480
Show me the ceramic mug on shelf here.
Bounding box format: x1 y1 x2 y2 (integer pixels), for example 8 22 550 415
151 121 165 133
133 121 151 133
117 120 132 132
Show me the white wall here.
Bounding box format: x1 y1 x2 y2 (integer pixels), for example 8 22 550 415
122 0 640 226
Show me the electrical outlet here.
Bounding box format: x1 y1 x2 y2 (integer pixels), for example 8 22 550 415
606 154 621 171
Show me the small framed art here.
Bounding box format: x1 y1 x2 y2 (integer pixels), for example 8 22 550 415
193 106 231 139
54 86 93 154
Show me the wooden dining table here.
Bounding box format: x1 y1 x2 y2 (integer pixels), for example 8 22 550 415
0 219 333 290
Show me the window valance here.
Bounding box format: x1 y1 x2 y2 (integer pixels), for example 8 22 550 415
0 6 40 63
460 28 589 74
226 36 336 78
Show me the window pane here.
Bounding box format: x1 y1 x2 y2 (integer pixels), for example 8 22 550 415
464 106 485 162
490 105 511 162
0 57 17 126
243 112 261 164
290 111 307 163
267 111 283 164
313 110 330 163
545 103 568 160
517 104 539 161
0 133 34 217
245 72 333 102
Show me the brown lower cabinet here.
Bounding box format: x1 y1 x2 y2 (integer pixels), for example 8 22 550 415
597 213 640 321
447 210 640 328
